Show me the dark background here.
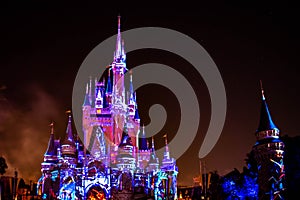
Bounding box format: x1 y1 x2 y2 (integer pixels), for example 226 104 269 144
0 1 299 186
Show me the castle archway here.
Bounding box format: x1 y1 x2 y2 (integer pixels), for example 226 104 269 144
86 185 107 200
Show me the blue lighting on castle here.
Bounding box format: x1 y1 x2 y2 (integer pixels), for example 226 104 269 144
35 17 288 200
37 16 178 200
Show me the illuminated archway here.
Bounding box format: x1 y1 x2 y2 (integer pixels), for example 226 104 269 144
86 185 107 200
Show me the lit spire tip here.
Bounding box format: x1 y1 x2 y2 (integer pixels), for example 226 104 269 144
49 121 54 134
66 110 72 122
86 83 89 94
118 15 121 30
259 80 265 100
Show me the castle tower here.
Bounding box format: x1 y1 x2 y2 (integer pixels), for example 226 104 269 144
111 15 128 146
252 82 285 199
105 69 113 107
147 137 160 172
40 122 60 199
138 126 151 170
41 122 58 173
128 71 136 117
95 78 104 110
127 71 139 147
82 83 92 150
134 103 140 124
161 134 176 170
61 112 77 168
116 114 136 172
89 125 107 163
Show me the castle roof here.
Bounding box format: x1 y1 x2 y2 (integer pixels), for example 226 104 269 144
256 83 279 132
139 126 148 151
118 131 133 147
44 122 57 156
62 113 76 147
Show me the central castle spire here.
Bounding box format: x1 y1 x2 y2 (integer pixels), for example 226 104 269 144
114 15 126 62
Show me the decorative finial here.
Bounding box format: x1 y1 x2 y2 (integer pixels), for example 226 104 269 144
49 121 54 134
118 15 121 31
66 110 72 122
95 77 98 86
142 125 145 136
152 136 155 149
260 80 265 100
163 134 168 145
121 39 125 56
86 83 89 94
89 76 92 94
115 15 123 60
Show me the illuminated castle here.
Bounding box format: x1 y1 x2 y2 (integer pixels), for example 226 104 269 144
37 16 178 200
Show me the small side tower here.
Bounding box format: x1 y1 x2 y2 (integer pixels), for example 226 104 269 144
40 122 60 199
41 122 58 173
82 83 92 149
147 137 160 172
251 82 286 199
61 112 77 168
138 126 151 170
58 112 77 200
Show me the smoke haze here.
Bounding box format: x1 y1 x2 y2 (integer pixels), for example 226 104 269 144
0 84 65 183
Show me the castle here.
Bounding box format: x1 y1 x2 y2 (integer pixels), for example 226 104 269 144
36 16 287 200
37 16 178 200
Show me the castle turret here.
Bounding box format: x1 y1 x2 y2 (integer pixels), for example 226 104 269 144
256 82 280 140
95 78 104 115
134 104 140 123
105 69 112 107
82 83 91 148
116 121 136 171
88 76 93 106
41 122 58 172
147 137 160 172
138 126 151 171
251 82 285 199
126 72 140 148
139 126 148 151
128 71 136 117
83 83 91 107
161 134 176 170
61 113 76 157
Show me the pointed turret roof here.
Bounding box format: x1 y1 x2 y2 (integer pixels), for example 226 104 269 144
139 125 148 150
134 105 140 120
149 137 159 164
118 131 133 147
105 69 112 94
114 15 126 62
163 134 170 160
129 70 134 96
118 117 133 147
83 83 91 106
63 113 76 146
256 82 279 132
89 126 106 160
44 122 56 156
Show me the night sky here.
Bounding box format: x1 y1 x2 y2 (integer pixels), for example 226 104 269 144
1 1 300 186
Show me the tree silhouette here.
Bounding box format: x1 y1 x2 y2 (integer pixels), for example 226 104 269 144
0 156 8 175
